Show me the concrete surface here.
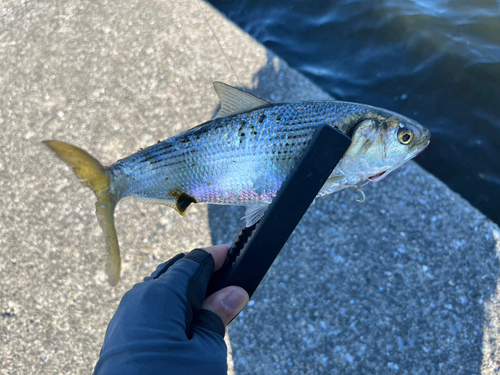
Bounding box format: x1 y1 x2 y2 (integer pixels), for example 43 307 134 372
0 0 499 374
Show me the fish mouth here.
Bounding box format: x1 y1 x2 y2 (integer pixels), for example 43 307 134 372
368 171 386 182
415 140 430 157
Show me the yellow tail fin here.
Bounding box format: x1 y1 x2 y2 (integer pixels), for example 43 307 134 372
43 140 121 286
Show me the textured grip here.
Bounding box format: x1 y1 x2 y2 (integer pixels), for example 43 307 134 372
208 223 258 294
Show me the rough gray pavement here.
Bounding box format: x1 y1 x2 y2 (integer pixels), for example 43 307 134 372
213 165 500 375
0 1 499 374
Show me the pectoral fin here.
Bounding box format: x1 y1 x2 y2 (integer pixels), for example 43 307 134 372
244 202 269 227
325 175 344 184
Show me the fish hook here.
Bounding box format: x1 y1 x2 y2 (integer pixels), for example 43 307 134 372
348 185 366 203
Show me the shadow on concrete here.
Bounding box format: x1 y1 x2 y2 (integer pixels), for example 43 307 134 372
207 53 499 374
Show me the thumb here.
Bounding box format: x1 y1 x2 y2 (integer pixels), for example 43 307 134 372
202 286 249 326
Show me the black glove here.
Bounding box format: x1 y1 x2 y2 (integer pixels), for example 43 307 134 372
94 246 249 375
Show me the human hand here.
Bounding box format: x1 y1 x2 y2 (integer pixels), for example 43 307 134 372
94 245 249 375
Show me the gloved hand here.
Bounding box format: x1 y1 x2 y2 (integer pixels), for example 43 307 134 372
94 245 249 375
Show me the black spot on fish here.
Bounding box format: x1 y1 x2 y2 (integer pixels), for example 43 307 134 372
239 132 246 144
210 122 226 132
238 121 245 133
141 154 157 163
148 159 162 165
238 121 247 143
258 114 266 123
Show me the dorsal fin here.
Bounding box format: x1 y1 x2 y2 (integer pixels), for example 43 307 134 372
213 82 271 119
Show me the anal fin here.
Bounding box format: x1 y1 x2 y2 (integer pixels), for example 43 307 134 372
132 193 197 215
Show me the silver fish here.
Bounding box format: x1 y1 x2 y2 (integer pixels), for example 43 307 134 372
44 82 430 285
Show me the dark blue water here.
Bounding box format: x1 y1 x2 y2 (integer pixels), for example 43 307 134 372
209 0 500 224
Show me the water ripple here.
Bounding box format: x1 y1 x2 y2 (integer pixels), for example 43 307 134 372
210 0 500 223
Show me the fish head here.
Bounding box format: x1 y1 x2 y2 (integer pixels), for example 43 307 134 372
338 113 431 185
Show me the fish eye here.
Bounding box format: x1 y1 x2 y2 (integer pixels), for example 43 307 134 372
397 128 413 145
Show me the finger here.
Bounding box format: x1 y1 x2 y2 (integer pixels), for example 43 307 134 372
136 249 215 340
145 253 185 281
201 244 230 271
145 244 228 281
202 286 249 326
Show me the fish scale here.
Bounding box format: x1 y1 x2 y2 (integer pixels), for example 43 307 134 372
44 82 430 285
109 101 367 206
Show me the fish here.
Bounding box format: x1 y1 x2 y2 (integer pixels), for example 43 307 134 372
44 82 431 285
